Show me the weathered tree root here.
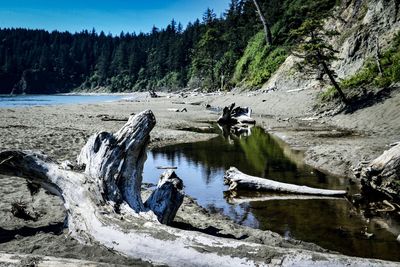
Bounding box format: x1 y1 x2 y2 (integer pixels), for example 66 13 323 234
355 143 400 203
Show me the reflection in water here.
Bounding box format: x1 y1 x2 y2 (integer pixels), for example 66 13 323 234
143 126 400 261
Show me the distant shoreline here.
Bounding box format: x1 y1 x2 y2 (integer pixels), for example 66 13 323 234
0 93 132 108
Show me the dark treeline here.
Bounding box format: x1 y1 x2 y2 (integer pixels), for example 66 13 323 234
0 0 336 94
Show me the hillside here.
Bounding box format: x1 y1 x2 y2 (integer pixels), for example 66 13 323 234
0 0 339 94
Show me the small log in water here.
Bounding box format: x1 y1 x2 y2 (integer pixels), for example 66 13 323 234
224 167 347 196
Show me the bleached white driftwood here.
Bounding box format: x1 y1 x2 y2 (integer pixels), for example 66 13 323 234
0 111 397 266
224 167 347 196
356 143 400 202
217 103 256 125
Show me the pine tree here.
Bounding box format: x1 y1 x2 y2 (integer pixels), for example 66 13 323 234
290 18 348 104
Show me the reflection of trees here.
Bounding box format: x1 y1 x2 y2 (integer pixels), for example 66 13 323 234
152 126 297 182
236 127 297 178
151 126 351 188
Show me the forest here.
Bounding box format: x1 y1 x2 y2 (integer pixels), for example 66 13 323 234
0 0 336 94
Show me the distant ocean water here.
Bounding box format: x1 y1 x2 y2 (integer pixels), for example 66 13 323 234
0 94 124 107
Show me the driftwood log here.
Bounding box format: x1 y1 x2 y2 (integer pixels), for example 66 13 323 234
355 143 400 202
0 111 398 266
148 90 158 98
217 103 256 125
224 167 347 196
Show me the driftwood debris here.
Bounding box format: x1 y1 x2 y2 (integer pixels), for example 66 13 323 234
149 90 158 98
167 108 187 112
0 110 307 266
355 143 400 202
217 103 255 125
0 111 398 266
224 167 347 196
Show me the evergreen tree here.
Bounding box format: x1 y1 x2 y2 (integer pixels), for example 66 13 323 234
0 0 339 94
290 18 348 104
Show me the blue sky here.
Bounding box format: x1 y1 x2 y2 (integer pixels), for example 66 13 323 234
0 0 230 35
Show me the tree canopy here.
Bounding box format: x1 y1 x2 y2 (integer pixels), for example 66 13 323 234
0 0 337 94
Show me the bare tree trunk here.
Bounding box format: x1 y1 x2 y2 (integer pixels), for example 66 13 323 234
252 0 273 46
320 60 349 105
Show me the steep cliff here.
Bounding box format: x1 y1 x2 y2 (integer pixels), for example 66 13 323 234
263 0 400 95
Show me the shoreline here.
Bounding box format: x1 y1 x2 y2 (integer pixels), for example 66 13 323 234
0 91 399 264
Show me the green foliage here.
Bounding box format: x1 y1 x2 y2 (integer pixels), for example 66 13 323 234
156 72 183 89
319 86 336 102
231 0 336 90
340 61 379 89
290 18 339 72
319 33 400 102
0 0 338 93
233 32 287 87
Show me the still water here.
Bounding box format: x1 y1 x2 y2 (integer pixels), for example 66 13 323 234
0 94 123 107
143 126 400 261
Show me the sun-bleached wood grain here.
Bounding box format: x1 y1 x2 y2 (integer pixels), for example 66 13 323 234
224 167 347 196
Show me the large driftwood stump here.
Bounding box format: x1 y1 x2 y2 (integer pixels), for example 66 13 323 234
217 103 256 125
0 110 397 266
355 143 400 202
224 167 347 196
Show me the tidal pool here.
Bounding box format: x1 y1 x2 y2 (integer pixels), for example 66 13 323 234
143 125 400 261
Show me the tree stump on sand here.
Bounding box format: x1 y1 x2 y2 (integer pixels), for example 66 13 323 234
355 143 400 202
217 103 256 125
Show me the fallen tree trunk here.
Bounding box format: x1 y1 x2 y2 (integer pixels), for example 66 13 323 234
217 103 256 125
355 143 400 202
224 167 347 196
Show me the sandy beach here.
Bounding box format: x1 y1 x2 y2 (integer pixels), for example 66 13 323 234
1 88 400 265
